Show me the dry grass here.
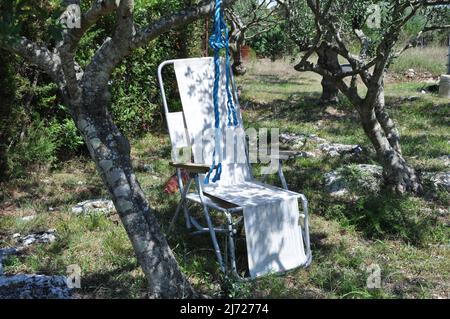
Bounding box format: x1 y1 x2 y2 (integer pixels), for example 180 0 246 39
390 46 448 76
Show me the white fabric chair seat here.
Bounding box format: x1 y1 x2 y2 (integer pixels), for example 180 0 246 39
203 181 300 207
203 181 307 278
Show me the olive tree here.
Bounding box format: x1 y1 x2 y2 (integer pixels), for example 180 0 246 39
289 0 449 194
277 0 341 103
226 0 278 75
2 0 234 298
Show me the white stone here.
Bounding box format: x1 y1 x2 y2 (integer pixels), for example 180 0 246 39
71 199 115 215
20 215 36 222
18 230 57 247
318 143 362 157
324 164 383 197
436 155 450 167
280 133 328 147
424 171 450 192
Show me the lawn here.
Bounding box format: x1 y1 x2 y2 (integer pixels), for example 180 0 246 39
0 58 449 299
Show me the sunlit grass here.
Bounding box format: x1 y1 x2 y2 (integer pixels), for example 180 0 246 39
390 46 447 76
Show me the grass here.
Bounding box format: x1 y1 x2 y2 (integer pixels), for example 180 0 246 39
390 46 448 76
0 57 449 299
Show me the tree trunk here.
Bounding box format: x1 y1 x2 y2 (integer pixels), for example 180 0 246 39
358 98 422 194
317 43 339 104
231 43 246 76
374 84 402 152
74 93 197 298
320 76 339 104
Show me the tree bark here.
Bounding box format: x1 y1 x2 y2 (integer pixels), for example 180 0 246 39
74 92 197 298
231 40 246 75
228 16 247 76
317 42 339 104
374 84 402 153
358 98 421 194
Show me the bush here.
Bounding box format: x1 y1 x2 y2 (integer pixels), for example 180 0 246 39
248 22 296 60
1 0 201 180
49 117 85 155
357 195 447 245
0 51 18 181
8 115 58 177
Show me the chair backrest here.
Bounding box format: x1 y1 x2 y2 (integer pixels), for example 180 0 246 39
160 57 251 186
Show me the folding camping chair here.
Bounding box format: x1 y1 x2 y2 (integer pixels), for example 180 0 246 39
157 57 311 279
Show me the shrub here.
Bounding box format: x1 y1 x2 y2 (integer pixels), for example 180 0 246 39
8 115 58 177
49 117 85 155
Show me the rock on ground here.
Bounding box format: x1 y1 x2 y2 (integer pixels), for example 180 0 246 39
280 133 327 148
1 230 58 272
14 229 57 247
20 215 36 222
0 274 72 299
436 155 450 167
423 171 450 192
71 199 115 215
325 164 449 197
318 143 363 157
324 164 383 197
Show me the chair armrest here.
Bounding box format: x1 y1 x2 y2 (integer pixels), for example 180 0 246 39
271 150 301 160
169 162 213 174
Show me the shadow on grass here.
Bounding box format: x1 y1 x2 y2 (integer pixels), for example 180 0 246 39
386 96 450 128
322 192 446 246
241 92 360 128
78 262 146 299
401 133 450 158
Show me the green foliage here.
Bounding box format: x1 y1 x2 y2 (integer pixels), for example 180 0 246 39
283 0 449 64
7 114 58 177
249 21 296 60
340 165 381 194
49 117 85 154
0 0 64 46
73 0 198 136
1 0 201 178
325 193 448 246
0 51 18 181
110 48 162 136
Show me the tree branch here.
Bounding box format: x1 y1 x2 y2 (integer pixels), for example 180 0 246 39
83 0 235 101
132 0 236 49
57 0 119 102
5 37 62 83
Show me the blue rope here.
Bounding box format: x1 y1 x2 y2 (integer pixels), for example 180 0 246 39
204 0 239 184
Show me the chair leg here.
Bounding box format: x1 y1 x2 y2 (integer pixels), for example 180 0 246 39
225 212 237 275
169 200 183 233
194 175 225 272
170 177 193 232
278 159 288 190
298 194 312 266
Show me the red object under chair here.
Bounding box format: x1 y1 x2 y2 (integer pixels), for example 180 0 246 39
164 169 189 194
